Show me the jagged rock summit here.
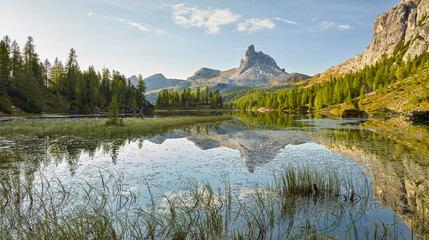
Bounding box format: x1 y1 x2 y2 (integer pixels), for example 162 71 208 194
316 0 429 81
187 45 310 86
138 45 311 103
238 45 283 74
223 45 292 85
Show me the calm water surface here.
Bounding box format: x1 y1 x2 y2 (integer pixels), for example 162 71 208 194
1 112 428 238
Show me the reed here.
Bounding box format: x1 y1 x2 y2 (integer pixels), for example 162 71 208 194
0 116 232 139
0 165 419 239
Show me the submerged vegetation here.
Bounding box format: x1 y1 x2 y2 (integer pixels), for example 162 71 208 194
0 164 413 239
0 115 232 139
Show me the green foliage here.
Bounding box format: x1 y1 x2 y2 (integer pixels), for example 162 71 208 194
0 35 148 114
409 85 429 104
228 49 429 111
0 92 12 114
156 87 223 108
107 96 122 126
0 116 232 139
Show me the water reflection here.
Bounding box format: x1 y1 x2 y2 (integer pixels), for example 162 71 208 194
0 112 428 237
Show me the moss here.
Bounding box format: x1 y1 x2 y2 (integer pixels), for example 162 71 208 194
418 15 428 27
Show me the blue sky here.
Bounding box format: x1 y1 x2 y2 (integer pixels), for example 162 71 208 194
0 0 399 79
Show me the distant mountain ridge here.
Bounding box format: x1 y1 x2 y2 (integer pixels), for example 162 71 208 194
187 45 311 86
128 74 186 92
130 45 311 102
128 74 190 102
187 68 221 81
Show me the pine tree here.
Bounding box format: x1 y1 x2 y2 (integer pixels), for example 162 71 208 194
136 74 146 103
108 95 120 125
65 48 78 100
0 36 11 93
42 58 51 88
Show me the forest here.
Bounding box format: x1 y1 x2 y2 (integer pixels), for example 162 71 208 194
2 34 428 114
0 35 147 114
156 86 223 108
227 41 429 110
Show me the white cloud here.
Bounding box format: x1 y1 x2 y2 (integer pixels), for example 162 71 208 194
273 17 297 25
155 29 167 35
310 21 351 32
237 18 275 33
165 4 241 35
86 11 96 16
104 16 166 35
338 24 352 30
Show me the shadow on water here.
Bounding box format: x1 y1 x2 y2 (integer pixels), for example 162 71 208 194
0 111 428 237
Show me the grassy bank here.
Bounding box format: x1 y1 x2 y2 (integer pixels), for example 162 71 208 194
0 116 232 139
319 68 429 117
1 165 412 239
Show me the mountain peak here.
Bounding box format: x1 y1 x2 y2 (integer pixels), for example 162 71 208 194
239 45 280 74
187 67 221 81
147 73 166 80
246 44 256 56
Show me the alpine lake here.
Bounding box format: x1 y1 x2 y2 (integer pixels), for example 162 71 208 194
0 111 428 239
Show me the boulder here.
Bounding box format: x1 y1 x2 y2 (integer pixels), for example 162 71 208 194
405 111 429 123
297 106 309 114
341 109 368 118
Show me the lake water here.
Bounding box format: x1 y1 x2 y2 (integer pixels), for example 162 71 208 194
1 112 428 238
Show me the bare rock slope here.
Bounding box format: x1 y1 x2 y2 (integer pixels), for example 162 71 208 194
189 45 311 86
316 0 429 81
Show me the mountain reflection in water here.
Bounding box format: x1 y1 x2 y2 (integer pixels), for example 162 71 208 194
0 112 428 237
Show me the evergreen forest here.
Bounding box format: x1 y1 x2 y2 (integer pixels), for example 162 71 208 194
0 35 147 114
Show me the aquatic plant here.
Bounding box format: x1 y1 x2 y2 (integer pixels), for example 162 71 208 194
0 164 419 239
0 115 232 139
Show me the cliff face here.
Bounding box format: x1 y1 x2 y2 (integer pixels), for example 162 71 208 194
318 0 428 79
238 44 280 74
185 45 311 86
217 45 312 86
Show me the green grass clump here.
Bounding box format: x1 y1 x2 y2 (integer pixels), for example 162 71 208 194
0 164 419 239
0 116 232 139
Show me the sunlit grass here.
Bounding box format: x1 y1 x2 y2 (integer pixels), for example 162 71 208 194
0 116 232 139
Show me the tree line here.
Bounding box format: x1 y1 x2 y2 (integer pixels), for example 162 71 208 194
227 41 429 110
156 86 223 108
0 35 147 114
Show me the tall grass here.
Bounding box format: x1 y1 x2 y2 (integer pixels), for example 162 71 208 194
0 165 418 239
0 116 232 139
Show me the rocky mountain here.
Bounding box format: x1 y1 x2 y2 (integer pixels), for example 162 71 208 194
188 45 311 86
132 74 186 92
314 0 429 81
147 124 309 173
128 74 190 102
231 44 289 84
187 68 221 80
135 45 311 102
128 75 139 86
